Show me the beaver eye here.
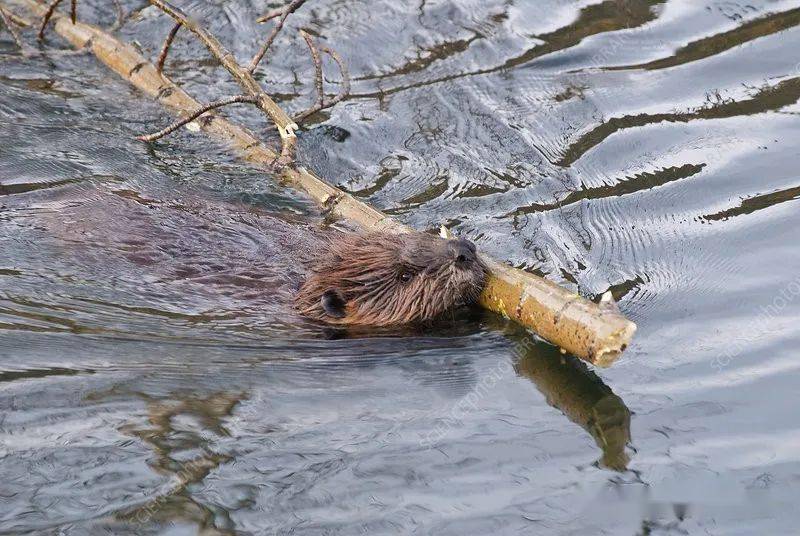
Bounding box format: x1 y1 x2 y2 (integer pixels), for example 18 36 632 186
398 271 414 283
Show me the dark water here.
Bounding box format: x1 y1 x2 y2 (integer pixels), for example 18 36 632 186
2 0 800 534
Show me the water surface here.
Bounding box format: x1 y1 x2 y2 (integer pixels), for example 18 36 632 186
2 0 800 534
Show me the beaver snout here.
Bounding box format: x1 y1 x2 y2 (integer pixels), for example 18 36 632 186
448 238 478 267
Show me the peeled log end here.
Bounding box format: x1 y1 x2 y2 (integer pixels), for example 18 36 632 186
592 321 636 368
479 256 637 367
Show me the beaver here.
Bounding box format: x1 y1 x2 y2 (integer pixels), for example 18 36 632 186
295 230 488 326
26 182 486 330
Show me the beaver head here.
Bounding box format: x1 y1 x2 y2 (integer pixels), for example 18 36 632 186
295 231 487 326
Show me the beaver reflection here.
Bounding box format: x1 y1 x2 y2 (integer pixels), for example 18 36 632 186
296 231 487 326
116 391 243 532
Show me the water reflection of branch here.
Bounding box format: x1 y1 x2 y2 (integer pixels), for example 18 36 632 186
116 391 245 532
514 341 632 471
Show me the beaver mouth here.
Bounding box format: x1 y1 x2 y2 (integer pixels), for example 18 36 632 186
442 239 486 304
450 259 488 306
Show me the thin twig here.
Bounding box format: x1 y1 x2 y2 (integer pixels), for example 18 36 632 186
248 0 308 73
0 4 24 48
319 46 350 107
298 30 323 115
156 21 180 73
256 8 283 23
69 0 75 24
108 0 125 32
5 9 30 27
146 0 298 165
293 44 351 123
38 0 65 39
137 95 259 142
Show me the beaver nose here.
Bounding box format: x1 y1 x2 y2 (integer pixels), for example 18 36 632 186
449 238 477 266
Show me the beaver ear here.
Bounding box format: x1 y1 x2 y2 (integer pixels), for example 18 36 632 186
321 289 347 318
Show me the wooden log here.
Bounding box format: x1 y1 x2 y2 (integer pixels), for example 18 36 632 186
5 0 636 366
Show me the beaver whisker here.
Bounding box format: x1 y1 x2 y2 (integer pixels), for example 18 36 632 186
354 281 394 302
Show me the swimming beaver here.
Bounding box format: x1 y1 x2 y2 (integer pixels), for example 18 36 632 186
296 231 488 326
30 183 486 329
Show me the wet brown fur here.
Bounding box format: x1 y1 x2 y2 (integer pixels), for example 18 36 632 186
295 231 487 326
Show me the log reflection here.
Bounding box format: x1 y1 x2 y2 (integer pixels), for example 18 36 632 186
514 340 632 471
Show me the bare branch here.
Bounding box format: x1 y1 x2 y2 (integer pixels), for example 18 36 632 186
145 0 298 165
137 95 259 142
319 45 350 108
156 21 180 74
38 0 65 39
297 29 323 117
70 0 76 24
108 0 125 32
0 4 24 48
294 43 351 123
4 8 30 27
255 8 283 24
248 0 308 73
